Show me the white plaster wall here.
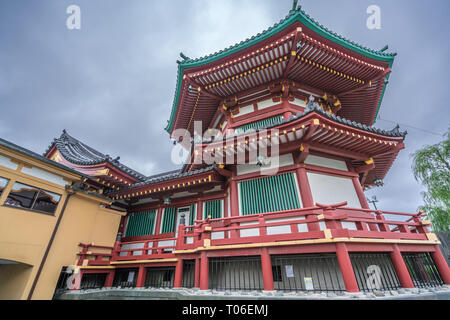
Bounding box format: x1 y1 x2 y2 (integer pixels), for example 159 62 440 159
291 98 307 108
237 153 294 176
239 221 260 237
21 166 67 186
235 104 254 117
305 155 348 171
120 242 145 256
307 172 361 208
257 99 278 110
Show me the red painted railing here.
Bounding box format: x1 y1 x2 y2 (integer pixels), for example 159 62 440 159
77 243 114 266
109 203 432 262
112 237 178 261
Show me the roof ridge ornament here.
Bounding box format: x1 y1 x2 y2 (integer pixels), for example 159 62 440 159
180 52 190 61
290 0 299 13
380 45 389 52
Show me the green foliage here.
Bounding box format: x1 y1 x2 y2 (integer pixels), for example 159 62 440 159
411 129 450 231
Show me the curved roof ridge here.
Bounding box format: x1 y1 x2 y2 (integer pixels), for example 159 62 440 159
45 130 147 181
166 5 396 134
178 6 395 67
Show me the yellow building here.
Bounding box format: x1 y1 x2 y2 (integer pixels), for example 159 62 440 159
0 137 125 300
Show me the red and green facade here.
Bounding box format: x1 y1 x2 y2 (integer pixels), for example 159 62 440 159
47 5 449 294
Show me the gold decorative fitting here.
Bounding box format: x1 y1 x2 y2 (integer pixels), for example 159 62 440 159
426 233 439 242
324 229 333 239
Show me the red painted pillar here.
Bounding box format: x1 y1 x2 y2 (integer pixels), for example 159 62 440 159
295 167 319 231
261 248 274 291
136 264 146 288
104 270 115 287
390 244 414 288
336 243 359 292
431 245 450 284
229 178 240 238
200 251 209 290
154 207 163 235
229 178 239 217
283 111 293 121
352 177 378 231
174 259 184 288
352 177 370 209
197 199 203 221
194 257 200 288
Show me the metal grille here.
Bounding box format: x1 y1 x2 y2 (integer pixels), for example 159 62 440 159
236 115 284 133
239 172 301 216
271 254 346 292
161 207 177 233
145 267 175 288
189 203 196 226
350 253 401 292
113 268 138 288
182 260 195 288
209 256 264 291
125 210 156 237
204 200 222 219
402 252 444 288
80 273 107 290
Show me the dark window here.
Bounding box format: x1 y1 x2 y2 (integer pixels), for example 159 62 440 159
4 182 61 215
272 265 283 282
0 177 9 197
163 269 174 282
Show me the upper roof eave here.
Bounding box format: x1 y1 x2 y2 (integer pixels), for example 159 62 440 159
165 6 396 134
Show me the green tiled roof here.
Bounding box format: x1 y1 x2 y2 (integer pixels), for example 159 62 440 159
166 5 396 134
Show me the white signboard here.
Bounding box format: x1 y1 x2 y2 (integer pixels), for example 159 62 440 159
304 277 314 291
127 271 135 283
285 265 294 278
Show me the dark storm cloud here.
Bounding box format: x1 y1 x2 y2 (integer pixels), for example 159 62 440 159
0 0 449 214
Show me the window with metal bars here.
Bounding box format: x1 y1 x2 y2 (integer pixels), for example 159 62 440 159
125 210 156 237
80 273 107 290
161 207 177 234
113 268 138 288
271 254 346 292
145 267 175 288
402 252 444 288
182 260 196 288
239 172 301 215
209 256 264 291
204 200 222 219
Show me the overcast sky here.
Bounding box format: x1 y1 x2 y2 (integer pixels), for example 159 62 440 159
1 0 449 214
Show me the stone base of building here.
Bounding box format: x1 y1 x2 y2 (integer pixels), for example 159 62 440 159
55 285 450 300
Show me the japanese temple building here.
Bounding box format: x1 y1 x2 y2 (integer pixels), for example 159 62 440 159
36 3 450 295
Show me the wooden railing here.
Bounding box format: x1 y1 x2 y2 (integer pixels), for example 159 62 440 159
112 237 178 261
77 243 114 266
110 203 433 262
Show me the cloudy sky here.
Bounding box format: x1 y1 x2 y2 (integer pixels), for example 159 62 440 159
1 0 449 214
